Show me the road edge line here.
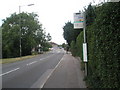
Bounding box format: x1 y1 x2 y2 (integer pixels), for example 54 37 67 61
40 54 65 88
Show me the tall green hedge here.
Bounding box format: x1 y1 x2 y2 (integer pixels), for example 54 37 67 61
72 2 120 88
70 41 77 56
76 31 84 60
86 2 120 88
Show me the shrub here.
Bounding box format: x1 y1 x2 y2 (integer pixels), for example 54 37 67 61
85 2 120 88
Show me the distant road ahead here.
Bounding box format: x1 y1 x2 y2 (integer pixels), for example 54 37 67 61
2 47 65 88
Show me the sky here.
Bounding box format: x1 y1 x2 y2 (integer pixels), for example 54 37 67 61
0 0 103 44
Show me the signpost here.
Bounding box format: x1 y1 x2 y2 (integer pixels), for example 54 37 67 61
83 43 87 62
74 13 84 29
74 11 88 76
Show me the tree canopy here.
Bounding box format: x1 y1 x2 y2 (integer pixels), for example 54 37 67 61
85 4 96 26
63 21 81 46
2 12 51 58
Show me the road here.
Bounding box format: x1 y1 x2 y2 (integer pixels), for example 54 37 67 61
1 46 65 88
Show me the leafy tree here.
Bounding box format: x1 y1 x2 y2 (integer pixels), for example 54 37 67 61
63 21 81 46
61 43 66 48
2 12 49 58
86 4 96 26
20 13 42 56
2 13 20 58
46 33 52 41
63 21 74 45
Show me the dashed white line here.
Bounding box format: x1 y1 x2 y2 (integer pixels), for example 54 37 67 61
40 54 55 61
0 68 20 76
26 61 37 66
26 54 55 66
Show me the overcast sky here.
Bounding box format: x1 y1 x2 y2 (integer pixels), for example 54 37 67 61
0 0 103 44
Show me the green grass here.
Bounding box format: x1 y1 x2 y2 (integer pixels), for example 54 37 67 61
0 55 38 64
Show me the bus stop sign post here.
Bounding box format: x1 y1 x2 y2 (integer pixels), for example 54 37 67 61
74 11 88 76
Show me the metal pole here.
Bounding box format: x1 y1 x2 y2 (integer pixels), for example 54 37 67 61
83 11 86 43
83 11 88 76
19 6 22 57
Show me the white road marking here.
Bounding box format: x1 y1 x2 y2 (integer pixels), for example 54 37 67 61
39 54 55 61
57 51 60 53
0 68 20 76
31 69 53 88
26 54 55 66
31 55 64 88
31 54 64 88
40 55 64 88
26 61 37 66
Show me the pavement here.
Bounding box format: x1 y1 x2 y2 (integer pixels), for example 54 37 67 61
43 53 86 88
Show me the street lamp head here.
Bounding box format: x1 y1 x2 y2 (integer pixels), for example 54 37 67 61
28 4 34 6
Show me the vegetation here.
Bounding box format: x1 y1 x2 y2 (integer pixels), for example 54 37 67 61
0 55 38 64
63 2 120 88
85 3 120 88
63 21 81 46
2 12 52 58
0 27 2 59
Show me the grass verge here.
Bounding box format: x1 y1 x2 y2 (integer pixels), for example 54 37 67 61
0 55 38 64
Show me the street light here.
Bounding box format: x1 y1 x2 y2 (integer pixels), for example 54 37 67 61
19 4 34 57
28 4 34 6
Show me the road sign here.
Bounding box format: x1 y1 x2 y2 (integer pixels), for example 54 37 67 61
74 13 84 29
83 43 87 62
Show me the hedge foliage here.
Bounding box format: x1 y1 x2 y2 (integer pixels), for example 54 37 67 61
70 2 120 88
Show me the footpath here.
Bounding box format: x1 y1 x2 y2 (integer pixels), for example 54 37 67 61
43 53 86 88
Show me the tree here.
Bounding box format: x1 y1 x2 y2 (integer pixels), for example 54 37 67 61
2 13 20 58
46 33 52 41
2 12 49 58
63 21 80 46
86 4 96 26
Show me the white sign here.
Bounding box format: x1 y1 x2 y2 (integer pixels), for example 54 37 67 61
108 0 120 2
74 13 84 29
83 43 87 62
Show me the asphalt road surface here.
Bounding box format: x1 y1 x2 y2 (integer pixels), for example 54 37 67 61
2 46 65 88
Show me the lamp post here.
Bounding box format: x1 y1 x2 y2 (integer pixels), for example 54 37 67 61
19 4 34 57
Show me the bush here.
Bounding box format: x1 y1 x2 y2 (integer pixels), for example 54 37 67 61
76 31 84 60
43 47 49 51
74 2 120 88
70 41 77 56
85 2 120 88
31 51 38 55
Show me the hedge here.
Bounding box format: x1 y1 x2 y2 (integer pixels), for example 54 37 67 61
86 3 120 88
70 2 120 88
